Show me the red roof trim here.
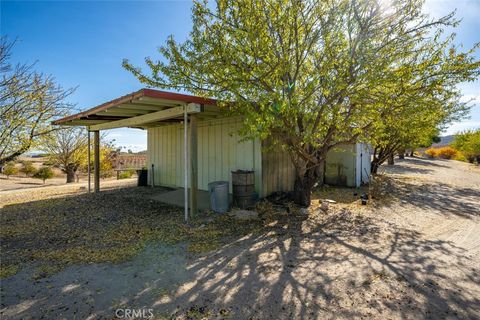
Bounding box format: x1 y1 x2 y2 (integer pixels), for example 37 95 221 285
53 88 217 125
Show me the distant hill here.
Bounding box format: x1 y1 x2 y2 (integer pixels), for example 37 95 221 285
432 135 454 147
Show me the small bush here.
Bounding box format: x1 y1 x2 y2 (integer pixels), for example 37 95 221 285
101 170 115 179
425 148 437 158
33 166 54 184
2 162 18 178
436 146 457 159
118 169 135 179
20 160 37 177
454 152 467 162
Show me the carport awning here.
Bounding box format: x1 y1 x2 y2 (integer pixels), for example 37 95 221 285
53 88 219 129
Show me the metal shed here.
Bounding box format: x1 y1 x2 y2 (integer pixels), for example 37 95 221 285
53 88 371 220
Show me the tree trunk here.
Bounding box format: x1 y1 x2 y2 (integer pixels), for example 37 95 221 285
65 164 77 183
371 157 381 174
292 165 323 207
293 175 314 207
0 147 29 166
409 150 414 157
387 153 394 165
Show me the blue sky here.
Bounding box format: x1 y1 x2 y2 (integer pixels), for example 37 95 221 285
1 0 479 151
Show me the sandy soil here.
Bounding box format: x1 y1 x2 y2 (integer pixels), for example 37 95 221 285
1 157 479 319
0 175 130 192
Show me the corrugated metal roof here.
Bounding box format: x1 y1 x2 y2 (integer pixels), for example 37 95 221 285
52 88 219 128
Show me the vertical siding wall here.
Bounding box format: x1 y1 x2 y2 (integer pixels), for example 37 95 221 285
261 144 296 197
262 143 361 195
325 144 356 187
147 117 262 194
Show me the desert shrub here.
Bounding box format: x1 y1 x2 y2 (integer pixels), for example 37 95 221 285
2 162 18 178
454 152 467 162
118 169 136 179
100 170 115 179
425 148 437 158
33 166 54 184
20 160 37 177
452 130 480 164
436 146 457 159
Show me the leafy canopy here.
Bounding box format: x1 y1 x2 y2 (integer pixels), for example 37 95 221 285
124 0 479 204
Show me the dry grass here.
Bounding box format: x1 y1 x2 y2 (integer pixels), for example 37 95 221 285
1 181 383 281
0 186 268 279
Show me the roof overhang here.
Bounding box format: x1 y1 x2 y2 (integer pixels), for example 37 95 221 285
53 89 222 130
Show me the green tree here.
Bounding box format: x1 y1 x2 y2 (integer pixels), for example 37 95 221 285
19 160 37 177
0 37 75 165
124 0 479 206
33 166 54 184
2 162 18 178
42 127 118 183
41 127 88 183
368 33 473 172
452 129 480 163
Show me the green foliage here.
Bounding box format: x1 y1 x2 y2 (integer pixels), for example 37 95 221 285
124 0 479 204
33 166 54 183
118 169 136 179
42 128 118 182
452 129 480 163
19 160 37 176
2 162 18 178
41 127 87 182
0 264 19 279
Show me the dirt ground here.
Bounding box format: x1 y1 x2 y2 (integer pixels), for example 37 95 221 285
1 157 479 319
0 174 129 192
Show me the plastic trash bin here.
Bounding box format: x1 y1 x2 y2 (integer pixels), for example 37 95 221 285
208 181 229 213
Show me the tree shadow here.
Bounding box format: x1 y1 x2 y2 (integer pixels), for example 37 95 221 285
374 176 479 218
136 209 478 319
398 157 451 168
1 184 479 319
380 157 452 176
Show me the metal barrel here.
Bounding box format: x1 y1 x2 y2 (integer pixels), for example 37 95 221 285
232 170 255 209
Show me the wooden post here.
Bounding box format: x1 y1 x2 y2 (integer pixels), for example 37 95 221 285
94 130 100 193
189 114 198 216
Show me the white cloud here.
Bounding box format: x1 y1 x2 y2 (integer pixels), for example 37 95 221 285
443 120 480 135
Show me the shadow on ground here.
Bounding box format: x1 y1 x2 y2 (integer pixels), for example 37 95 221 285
380 157 452 175
1 178 479 319
139 209 478 319
373 175 479 218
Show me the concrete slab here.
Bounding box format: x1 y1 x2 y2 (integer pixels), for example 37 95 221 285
150 188 211 211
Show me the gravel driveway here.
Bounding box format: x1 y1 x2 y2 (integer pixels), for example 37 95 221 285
1 157 479 319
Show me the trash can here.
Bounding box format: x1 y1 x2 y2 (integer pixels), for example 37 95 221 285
208 181 229 213
136 169 148 186
232 170 256 209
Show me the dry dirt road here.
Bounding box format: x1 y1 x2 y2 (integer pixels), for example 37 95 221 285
1 157 479 319
157 157 480 319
